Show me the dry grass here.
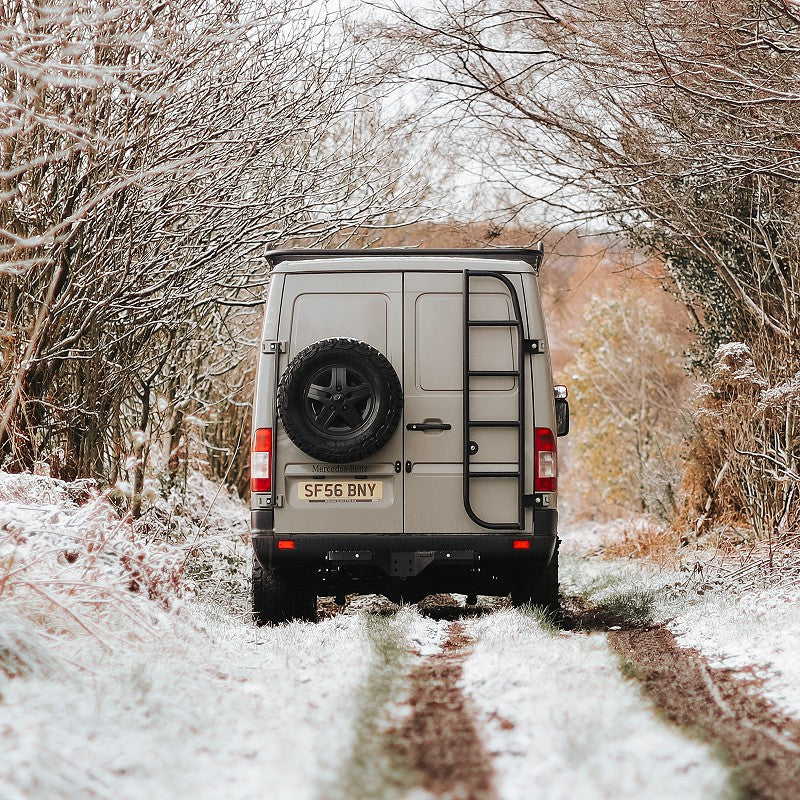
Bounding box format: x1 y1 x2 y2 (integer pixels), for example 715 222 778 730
597 513 800 595
602 519 681 566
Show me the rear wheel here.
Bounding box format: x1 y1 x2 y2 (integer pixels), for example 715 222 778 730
252 560 317 625
510 543 559 610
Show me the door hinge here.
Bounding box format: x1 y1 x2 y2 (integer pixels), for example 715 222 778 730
523 339 545 354
261 340 286 355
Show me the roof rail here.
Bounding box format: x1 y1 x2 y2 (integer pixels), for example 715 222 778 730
265 244 545 273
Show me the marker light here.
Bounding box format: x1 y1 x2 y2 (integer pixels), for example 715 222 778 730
513 540 531 550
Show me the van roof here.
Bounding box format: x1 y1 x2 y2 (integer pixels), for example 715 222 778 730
266 247 543 274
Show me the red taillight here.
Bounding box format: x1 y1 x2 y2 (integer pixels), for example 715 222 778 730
534 427 557 492
251 428 272 493
276 540 295 550
513 539 531 550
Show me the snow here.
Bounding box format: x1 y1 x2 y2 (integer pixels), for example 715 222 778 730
559 517 632 555
0 469 374 799
460 608 739 800
672 587 800 719
560 532 800 722
1 469 794 799
0 465 445 800
0 606 377 800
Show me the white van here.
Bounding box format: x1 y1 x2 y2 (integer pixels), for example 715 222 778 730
250 248 568 623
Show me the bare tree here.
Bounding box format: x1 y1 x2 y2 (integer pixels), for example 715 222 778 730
1 0 418 500
380 0 800 531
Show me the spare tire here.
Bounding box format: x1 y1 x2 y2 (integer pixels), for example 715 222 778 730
278 338 403 463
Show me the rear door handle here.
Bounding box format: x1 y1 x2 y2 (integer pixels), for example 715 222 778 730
406 422 452 431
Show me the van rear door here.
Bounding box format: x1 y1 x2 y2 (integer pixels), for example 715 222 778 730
274 272 404 535
403 271 531 534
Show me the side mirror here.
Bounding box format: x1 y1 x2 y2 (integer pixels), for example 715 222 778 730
554 385 569 437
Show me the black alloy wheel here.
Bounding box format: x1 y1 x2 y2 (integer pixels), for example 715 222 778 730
303 364 377 438
278 338 403 463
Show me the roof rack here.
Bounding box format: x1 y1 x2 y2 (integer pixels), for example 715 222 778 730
265 245 545 273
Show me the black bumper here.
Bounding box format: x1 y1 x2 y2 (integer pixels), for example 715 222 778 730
251 509 558 573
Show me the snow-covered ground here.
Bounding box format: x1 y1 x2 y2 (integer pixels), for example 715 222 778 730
2 471 796 799
1 607 373 800
671 588 800 719
561 521 800 720
460 608 739 800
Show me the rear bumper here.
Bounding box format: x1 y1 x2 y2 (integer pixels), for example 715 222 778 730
251 509 558 572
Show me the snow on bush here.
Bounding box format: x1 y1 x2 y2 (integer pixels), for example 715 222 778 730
143 470 250 608
0 470 188 678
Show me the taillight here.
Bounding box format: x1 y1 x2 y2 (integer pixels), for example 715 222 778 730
534 428 557 492
251 428 272 493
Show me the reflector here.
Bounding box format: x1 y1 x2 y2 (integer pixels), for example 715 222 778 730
513 539 531 550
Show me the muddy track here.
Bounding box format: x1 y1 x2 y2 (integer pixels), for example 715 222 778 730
608 627 800 800
391 621 498 800
557 594 800 800
323 594 800 800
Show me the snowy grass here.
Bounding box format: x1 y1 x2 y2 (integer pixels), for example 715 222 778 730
0 468 388 799
672 588 800 719
561 544 800 721
0 471 186 683
560 550 687 625
0 606 378 800
460 608 742 800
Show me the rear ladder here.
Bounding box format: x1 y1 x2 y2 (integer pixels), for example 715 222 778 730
462 270 535 530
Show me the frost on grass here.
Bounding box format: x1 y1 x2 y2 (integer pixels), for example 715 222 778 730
673 587 800 720
562 532 800 723
0 470 185 681
460 609 740 800
0 609 376 800
144 470 250 611
0 469 390 800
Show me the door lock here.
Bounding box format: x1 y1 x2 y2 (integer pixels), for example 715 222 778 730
394 461 402 473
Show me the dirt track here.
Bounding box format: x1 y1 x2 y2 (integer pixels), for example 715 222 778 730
323 594 800 800
392 621 498 800
609 627 800 800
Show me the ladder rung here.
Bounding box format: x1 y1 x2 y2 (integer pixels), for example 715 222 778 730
468 320 519 327
468 471 520 478
468 370 519 377
468 420 521 427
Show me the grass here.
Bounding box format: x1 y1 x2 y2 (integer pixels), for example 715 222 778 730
601 519 680 566
592 587 657 628
320 612 418 800
518 602 562 633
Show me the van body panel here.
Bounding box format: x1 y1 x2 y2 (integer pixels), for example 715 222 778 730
269 272 404 535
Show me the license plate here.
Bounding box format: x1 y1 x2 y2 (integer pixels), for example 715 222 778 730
298 480 383 502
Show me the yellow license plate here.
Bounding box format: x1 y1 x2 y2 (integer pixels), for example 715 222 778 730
298 480 384 502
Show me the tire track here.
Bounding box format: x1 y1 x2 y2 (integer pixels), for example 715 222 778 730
390 621 498 800
609 627 800 800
